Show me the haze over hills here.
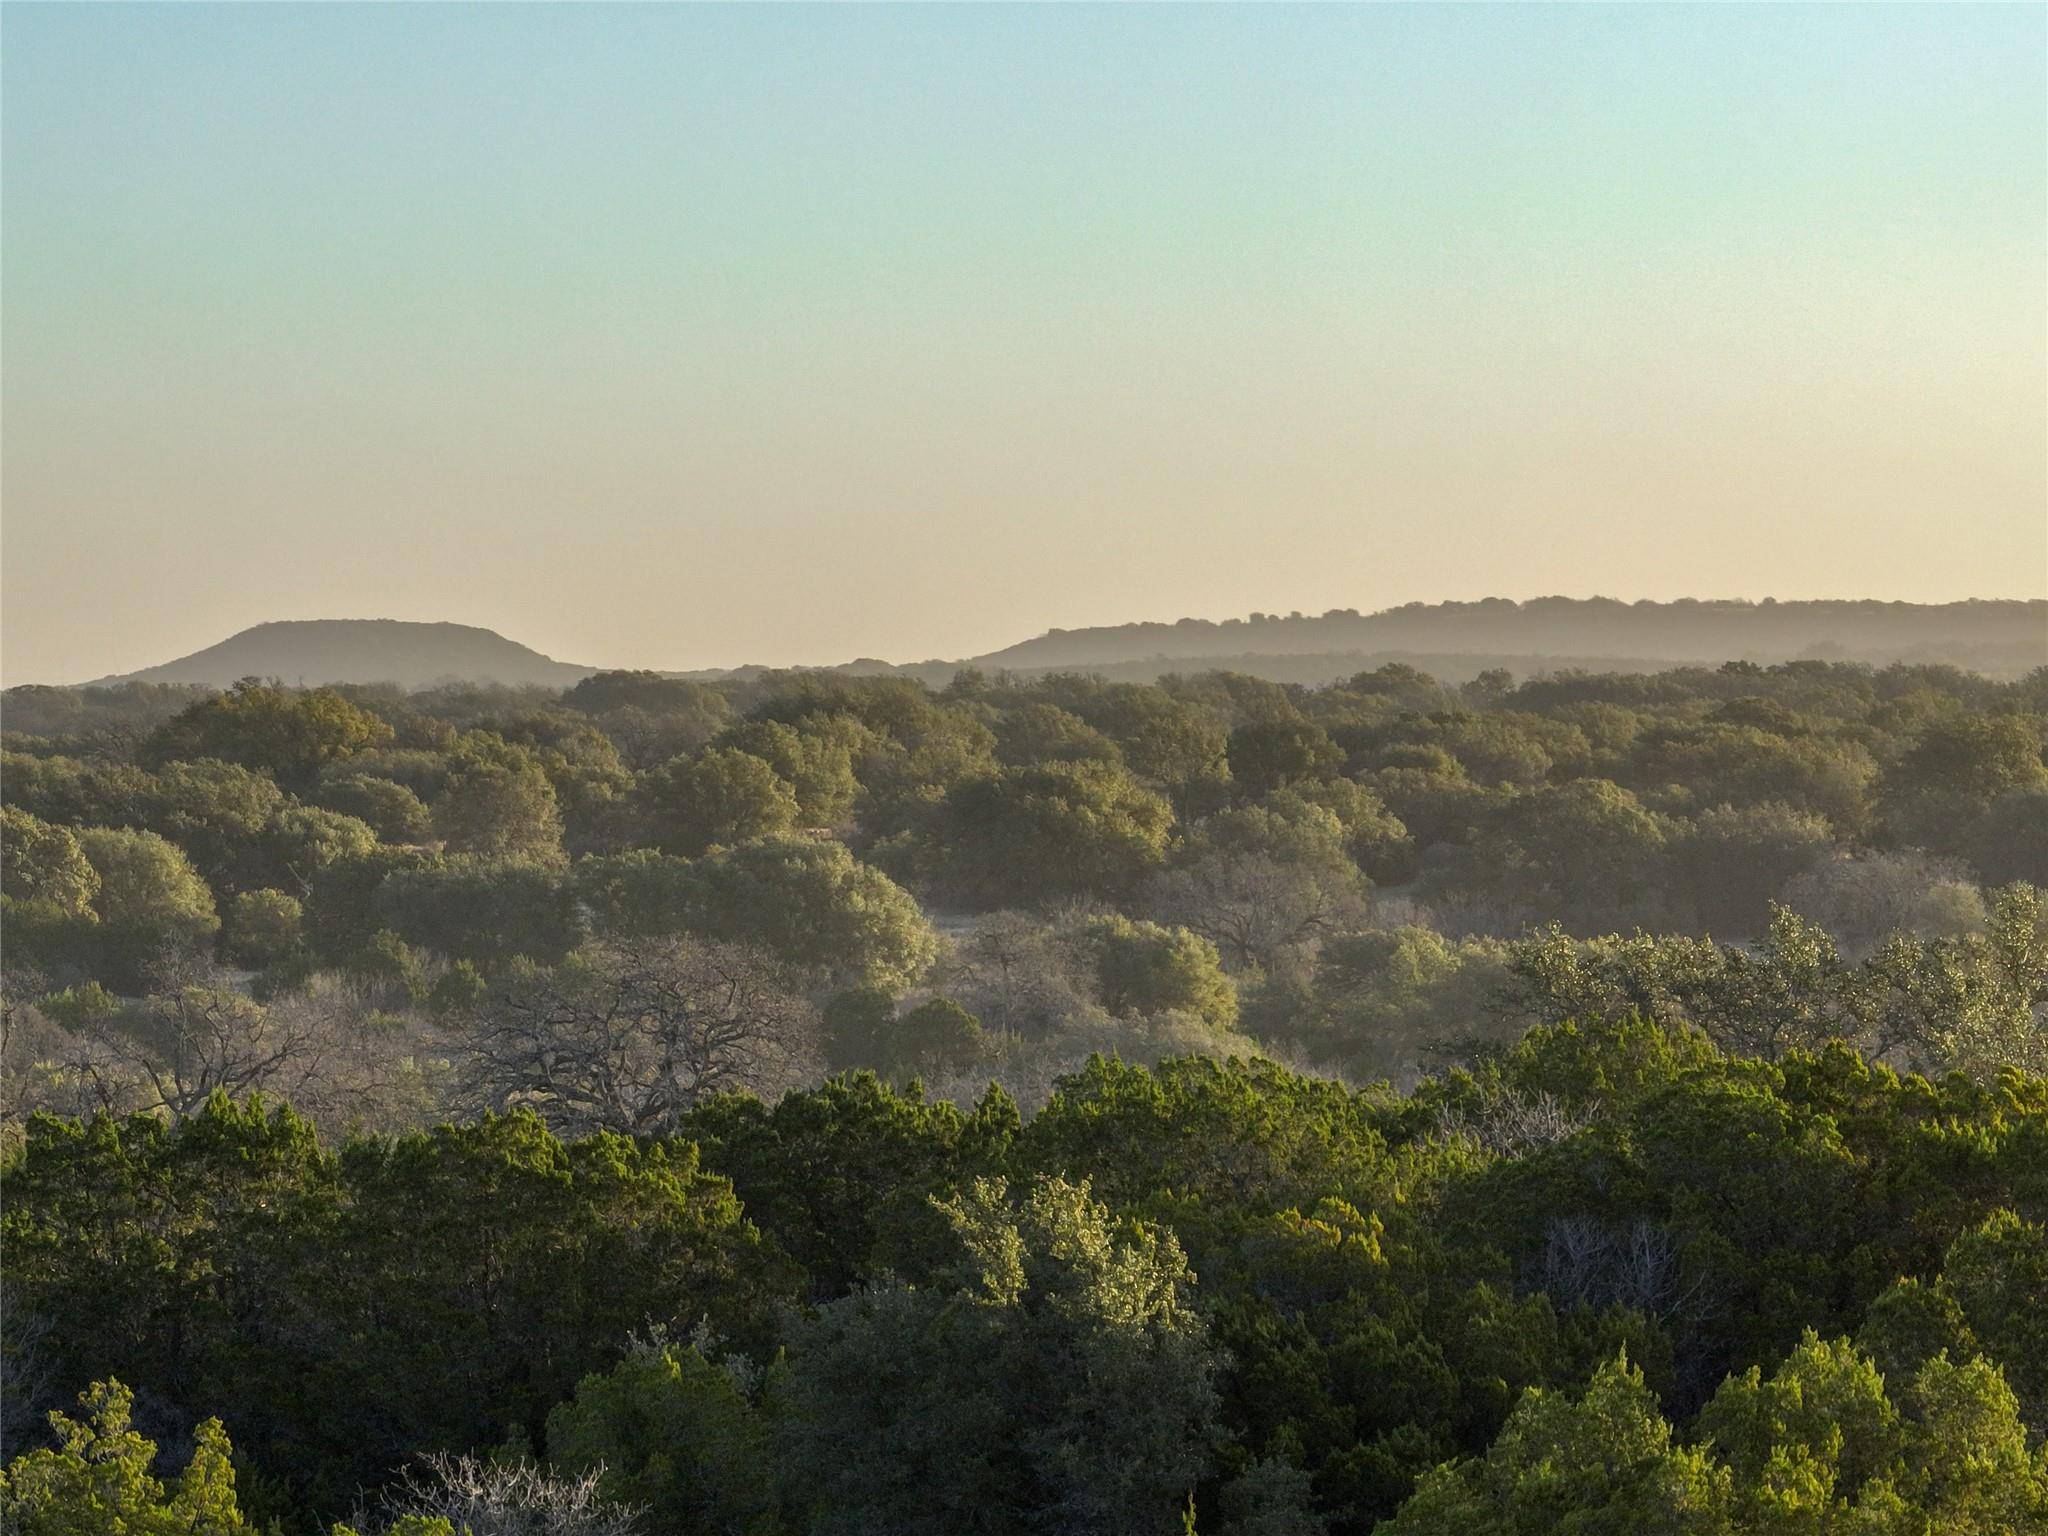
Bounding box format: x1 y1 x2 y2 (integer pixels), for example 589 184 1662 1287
81 619 595 690
57 599 2048 694
971 599 2048 672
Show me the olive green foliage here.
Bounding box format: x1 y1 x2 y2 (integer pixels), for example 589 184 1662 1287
1 807 100 918
144 679 392 786
1087 914 1240 1031
713 716 869 825
1150 798 1370 971
430 733 565 863
924 761 1175 908
74 827 218 936
6 661 2043 1081
1496 888 2048 1078
640 746 801 855
221 887 304 968
685 836 937 990
310 773 434 843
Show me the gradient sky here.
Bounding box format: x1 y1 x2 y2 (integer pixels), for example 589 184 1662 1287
4 3 2043 684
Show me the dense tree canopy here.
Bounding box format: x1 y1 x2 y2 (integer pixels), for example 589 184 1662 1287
4 657 2047 1533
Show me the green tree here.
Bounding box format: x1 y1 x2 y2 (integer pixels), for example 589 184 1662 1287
1455 780 1672 933
311 772 435 843
889 996 987 1078
432 735 565 863
993 703 1123 768
1227 721 1343 799
1880 714 2048 853
926 761 1174 909
1293 926 1511 1077
820 984 902 1073
75 826 220 985
220 887 304 969
545 1337 778 1536
1 1098 788 1516
75 825 217 935
1086 915 1239 1031
1940 1209 2048 1426
571 849 700 939
1375 1355 1730 1536
713 716 869 825
639 747 800 856
686 836 936 990
1150 800 1369 972
1088 687 1229 805
678 1070 1008 1294
1670 801 1835 937
0 1379 250 1536
375 858 582 966
1 807 100 917
1698 1332 2048 1534
145 679 392 786
777 1175 1219 1535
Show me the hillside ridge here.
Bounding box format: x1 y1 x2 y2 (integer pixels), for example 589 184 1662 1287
64 598 2048 692
85 618 595 690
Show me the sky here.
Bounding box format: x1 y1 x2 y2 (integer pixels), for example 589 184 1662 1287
3 3 2044 685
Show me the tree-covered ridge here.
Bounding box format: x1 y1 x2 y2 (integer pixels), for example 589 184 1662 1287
971 597 2048 675
3 1022 2046 1533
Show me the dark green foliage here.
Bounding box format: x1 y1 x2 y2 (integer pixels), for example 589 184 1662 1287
679 1072 1000 1295
546 1337 778 1535
1227 720 1343 798
375 858 583 966
0 1097 789 1514
923 761 1174 908
775 1175 1220 1535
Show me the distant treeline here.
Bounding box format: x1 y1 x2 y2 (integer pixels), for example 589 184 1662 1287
4 655 2044 1097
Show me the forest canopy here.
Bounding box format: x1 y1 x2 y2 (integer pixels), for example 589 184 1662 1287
3 654 2045 1533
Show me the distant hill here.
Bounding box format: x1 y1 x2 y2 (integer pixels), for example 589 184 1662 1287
49 599 2048 697
85 620 595 690
961 598 2048 680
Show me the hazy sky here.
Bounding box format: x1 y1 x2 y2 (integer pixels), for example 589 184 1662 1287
4 4 2043 684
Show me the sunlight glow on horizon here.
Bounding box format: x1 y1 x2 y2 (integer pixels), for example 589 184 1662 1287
3 3 2043 684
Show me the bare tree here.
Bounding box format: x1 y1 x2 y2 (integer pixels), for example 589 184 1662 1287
1438 1086 1592 1157
90 983 319 1122
260 975 453 1131
454 936 818 1137
375 1453 644 1536
1 1002 146 1126
1 1278 56 1458
1540 1215 1707 1328
936 911 1093 1040
1149 846 1367 972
